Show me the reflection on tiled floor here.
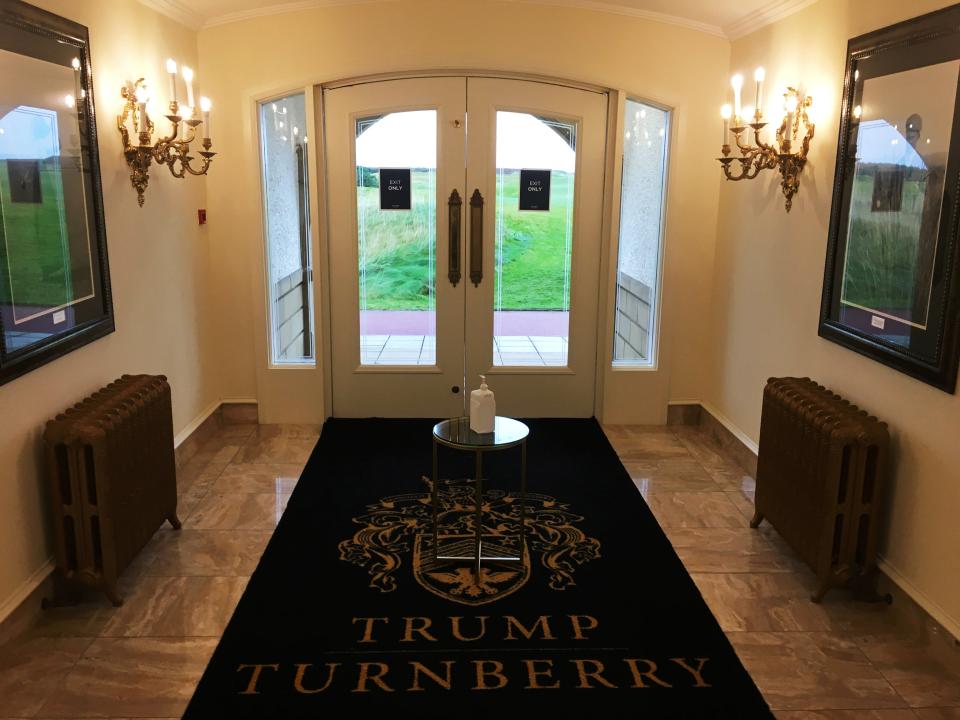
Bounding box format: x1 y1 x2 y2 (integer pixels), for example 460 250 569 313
359 334 569 366
1 419 958 718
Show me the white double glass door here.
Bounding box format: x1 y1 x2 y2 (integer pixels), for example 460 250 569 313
325 76 607 417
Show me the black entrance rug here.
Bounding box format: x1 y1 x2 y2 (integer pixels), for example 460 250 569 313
184 418 772 719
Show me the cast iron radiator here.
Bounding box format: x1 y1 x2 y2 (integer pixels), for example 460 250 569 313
752 377 890 603
43 374 181 606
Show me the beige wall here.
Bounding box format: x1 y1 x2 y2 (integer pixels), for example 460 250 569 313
709 0 960 635
197 0 730 424
0 1 216 615
3 0 956 642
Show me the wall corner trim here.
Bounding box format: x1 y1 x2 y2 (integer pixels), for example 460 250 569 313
173 399 222 448
687 398 760 455
0 558 54 629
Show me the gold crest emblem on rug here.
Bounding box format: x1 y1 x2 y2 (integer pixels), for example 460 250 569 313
338 480 600 606
412 535 530 606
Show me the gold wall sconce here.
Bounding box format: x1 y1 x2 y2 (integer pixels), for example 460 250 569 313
717 67 815 212
117 59 215 206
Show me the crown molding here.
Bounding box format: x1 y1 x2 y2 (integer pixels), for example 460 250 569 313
198 0 723 36
724 0 819 40
504 0 724 37
136 0 205 29
142 0 817 41
202 0 399 29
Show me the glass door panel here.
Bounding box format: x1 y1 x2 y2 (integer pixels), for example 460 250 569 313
355 110 437 365
325 77 466 418
493 111 576 367
465 78 607 418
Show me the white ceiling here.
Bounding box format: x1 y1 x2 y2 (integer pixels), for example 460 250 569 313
140 0 818 38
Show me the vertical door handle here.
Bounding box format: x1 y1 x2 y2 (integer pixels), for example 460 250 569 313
448 189 462 287
469 189 484 287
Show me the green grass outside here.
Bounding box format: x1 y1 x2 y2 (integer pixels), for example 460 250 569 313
0 159 73 307
495 169 573 310
357 167 436 310
356 168 573 310
842 174 928 319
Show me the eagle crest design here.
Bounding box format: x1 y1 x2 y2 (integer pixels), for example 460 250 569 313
338 479 601 606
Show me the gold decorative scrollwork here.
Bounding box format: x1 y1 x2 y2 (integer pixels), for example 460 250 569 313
338 482 601 604
117 78 215 206
717 86 815 212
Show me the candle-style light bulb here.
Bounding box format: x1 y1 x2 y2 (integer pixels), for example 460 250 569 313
754 66 765 117
731 74 744 122
134 85 150 135
182 66 195 109
200 96 212 139
784 93 799 145
721 103 732 143
71 57 80 70
165 58 177 105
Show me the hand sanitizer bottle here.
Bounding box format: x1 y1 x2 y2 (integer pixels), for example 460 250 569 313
469 375 496 434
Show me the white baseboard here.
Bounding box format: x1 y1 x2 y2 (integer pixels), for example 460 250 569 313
668 398 760 455
173 399 221 448
0 559 54 628
699 400 760 456
878 557 960 643
172 398 259 448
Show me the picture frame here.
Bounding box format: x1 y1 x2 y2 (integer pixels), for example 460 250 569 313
819 4 960 393
0 1 113 386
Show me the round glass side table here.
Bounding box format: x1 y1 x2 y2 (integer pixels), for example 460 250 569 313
431 416 529 579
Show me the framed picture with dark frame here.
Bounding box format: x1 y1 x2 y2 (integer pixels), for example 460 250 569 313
0 1 113 386
819 4 960 393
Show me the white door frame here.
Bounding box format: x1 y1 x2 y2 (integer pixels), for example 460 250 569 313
247 69 676 424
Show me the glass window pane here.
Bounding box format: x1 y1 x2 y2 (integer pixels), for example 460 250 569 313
614 100 668 366
493 111 576 367
838 62 958 346
259 93 314 365
0 53 98 356
355 110 437 366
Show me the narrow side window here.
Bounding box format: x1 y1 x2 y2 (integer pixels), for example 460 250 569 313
613 99 669 367
259 93 314 365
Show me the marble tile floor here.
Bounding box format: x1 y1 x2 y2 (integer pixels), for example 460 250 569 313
0 420 957 718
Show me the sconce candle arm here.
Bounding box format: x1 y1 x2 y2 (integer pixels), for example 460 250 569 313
715 84 815 211
116 77 215 205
